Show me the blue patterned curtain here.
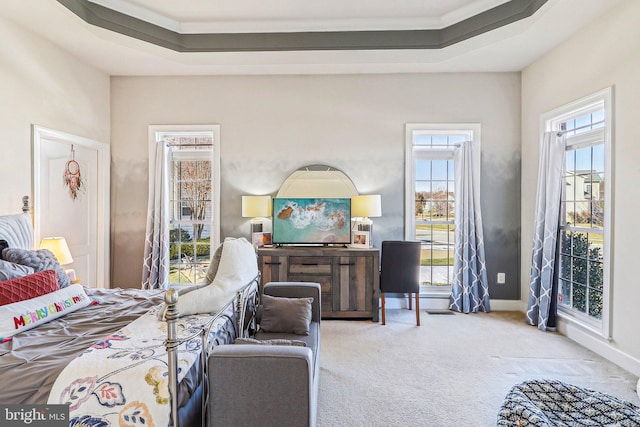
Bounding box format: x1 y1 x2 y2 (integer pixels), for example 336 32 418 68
142 141 170 290
526 132 565 330
450 141 490 313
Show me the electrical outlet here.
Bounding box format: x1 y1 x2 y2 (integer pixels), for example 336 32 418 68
497 272 506 284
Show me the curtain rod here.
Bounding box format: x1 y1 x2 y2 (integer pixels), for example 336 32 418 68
165 143 213 147
556 120 605 136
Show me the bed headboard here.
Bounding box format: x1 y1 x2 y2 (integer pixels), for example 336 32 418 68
0 196 34 250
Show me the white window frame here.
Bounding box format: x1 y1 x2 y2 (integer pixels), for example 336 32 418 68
148 125 221 286
404 123 481 295
540 87 613 339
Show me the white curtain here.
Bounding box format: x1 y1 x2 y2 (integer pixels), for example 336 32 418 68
526 132 565 331
450 141 491 313
142 141 170 290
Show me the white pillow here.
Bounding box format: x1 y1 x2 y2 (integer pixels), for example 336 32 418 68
0 284 91 339
175 237 258 316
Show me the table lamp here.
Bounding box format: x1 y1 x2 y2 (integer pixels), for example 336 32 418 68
351 195 382 248
242 195 272 243
40 236 76 281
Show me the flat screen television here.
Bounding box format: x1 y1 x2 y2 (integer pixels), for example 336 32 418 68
272 198 351 245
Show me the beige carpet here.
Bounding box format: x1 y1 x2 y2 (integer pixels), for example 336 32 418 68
317 309 640 426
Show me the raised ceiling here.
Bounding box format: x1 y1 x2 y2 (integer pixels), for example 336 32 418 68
0 0 623 75
60 0 546 52
86 0 515 33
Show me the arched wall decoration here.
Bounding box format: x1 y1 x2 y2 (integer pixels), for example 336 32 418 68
276 165 358 198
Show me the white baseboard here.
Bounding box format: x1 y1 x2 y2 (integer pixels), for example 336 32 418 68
382 296 448 310
383 297 525 311
558 318 640 377
489 299 527 311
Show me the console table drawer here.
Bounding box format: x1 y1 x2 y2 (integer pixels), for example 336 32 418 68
257 247 380 321
289 257 332 275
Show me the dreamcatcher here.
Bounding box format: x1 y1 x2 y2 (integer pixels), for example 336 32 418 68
63 145 83 201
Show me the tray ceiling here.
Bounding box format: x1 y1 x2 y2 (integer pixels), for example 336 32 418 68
0 0 623 75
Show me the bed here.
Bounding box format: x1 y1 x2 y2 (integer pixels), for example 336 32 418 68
0 200 259 427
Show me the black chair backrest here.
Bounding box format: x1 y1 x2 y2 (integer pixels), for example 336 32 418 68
380 240 421 293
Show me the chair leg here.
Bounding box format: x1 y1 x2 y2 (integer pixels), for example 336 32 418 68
408 293 412 310
415 293 420 326
381 292 386 325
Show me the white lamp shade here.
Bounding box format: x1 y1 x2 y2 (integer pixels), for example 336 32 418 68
39 237 74 265
351 195 382 218
242 195 272 218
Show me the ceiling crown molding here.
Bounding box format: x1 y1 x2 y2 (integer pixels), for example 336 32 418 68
58 0 548 53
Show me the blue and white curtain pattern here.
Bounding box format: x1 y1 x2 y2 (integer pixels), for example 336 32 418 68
142 141 170 290
450 141 491 313
526 132 565 331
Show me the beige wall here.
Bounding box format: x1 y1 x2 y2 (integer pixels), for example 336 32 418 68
0 16 110 215
521 0 640 372
111 73 521 291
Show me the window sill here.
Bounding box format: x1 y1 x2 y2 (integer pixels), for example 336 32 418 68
557 309 610 341
419 287 451 298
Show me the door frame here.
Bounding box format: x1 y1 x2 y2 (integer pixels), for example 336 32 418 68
32 125 110 287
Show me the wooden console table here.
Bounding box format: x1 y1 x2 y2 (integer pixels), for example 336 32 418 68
257 246 380 321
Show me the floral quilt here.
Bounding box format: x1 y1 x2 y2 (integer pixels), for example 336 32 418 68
47 305 234 427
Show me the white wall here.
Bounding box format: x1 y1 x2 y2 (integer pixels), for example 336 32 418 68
521 0 640 373
0 16 110 215
110 73 521 290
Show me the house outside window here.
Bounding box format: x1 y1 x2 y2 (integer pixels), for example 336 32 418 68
544 88 612 337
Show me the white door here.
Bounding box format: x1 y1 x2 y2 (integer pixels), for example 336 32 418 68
33 126 110 288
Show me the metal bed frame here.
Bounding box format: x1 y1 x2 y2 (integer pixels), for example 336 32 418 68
20 195 260 427
164 272 259 427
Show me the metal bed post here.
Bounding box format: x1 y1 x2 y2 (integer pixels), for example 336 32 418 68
164 276 260 427
164 288 180 427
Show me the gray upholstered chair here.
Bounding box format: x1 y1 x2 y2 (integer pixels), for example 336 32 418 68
379 240 422 326
208 282 321 427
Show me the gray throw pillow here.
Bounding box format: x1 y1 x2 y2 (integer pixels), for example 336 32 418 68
259 294 313 335
234 337 307 347
1 248 70 288
204 241 224 285
0 259 35 281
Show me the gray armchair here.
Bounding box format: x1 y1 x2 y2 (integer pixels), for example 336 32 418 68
208 281 321 427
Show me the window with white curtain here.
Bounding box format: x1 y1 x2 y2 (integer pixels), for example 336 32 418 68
405 124 480 296
149 125 221 287
543 88 612 336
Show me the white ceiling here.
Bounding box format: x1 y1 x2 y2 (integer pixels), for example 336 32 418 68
0 0 622 76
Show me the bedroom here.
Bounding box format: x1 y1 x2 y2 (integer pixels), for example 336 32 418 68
0 0 639 423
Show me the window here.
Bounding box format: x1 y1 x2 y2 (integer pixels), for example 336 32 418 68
543 88 612 337
405 124 480 295
149 125 221 287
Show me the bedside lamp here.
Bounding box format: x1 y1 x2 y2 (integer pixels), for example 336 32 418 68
242 195 272 237
39 237 76 281
351 195 382 248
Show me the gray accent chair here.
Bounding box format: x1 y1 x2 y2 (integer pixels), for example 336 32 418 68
380 240 422 326
208 281 321 427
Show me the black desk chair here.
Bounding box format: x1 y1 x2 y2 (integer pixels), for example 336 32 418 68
380 240 422 326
